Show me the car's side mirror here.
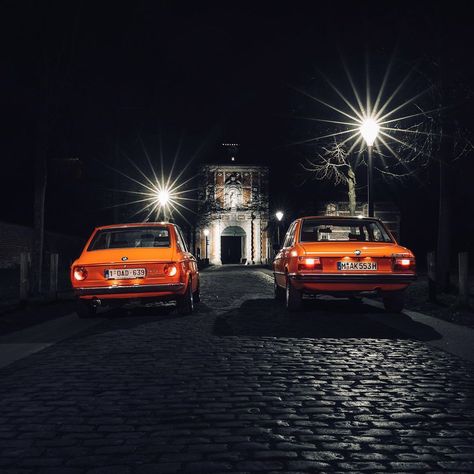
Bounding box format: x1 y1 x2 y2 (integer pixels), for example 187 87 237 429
273 243 281 252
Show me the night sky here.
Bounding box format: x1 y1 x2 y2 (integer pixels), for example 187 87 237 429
2 1 473 259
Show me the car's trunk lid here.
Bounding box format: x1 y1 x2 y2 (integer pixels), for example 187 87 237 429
299 242 399 272
77 248 177 284
300 242 397 257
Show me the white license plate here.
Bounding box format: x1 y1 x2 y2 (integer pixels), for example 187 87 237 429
337 261 377 271
105 268 146 279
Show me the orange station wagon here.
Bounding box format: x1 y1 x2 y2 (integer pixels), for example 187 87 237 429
71 223 199 318
273 216 416 312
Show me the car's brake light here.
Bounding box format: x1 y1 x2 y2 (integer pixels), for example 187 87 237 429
393 257 415 272
73 266 88 281
164 264 178 277
298 256 322 271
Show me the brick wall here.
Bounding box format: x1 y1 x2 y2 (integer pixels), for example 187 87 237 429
0 221 83 269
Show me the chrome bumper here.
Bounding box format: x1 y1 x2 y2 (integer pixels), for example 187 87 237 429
75 283 185 296
287 273 417 284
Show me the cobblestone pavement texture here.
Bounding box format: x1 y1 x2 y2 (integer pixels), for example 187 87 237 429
1 266 474 473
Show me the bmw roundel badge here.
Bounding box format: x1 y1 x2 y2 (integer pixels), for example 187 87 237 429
354 250 361 256
121 256 128 261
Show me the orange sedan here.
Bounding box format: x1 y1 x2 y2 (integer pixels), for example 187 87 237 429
273 216 416 312
71 223 199 317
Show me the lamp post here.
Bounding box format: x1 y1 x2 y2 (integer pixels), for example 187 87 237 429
275 211 284 245
203 228 209 263
360 118 380 217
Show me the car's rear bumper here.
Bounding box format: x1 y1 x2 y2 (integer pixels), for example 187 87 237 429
288 273 417 284
74 283 185 297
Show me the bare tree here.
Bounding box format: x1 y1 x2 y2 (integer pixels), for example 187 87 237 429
302 140 358 215
31 4 82 295
302 110 438 217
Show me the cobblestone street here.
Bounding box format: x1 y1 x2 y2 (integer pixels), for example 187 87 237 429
1 266 474 473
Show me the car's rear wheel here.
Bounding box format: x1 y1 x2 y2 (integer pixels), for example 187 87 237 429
177 278 194 315
383 291 405 313
76 300 98 319
285 276 302 312
274 277 284 301
193 279 201 304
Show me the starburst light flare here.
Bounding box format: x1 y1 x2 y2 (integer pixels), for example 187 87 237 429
360 117 380 147
291 55 442 177
105 135 199 223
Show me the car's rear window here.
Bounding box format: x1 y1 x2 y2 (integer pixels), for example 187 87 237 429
88 226 171 250
300 219 393 243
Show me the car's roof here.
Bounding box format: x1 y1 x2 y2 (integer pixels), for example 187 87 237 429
298 215 381 221
94 222 175 231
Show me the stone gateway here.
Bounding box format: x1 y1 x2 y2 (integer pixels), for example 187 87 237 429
196 164 270 265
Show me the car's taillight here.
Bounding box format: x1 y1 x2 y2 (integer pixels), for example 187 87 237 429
393 257 416 272
298 256 322 271
164 264 178 277
73 266 88 281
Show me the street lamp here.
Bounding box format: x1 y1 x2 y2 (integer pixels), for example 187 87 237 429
203 228 209 262
157 189 170 206
275 211 284 245
156 189 170 221
360 117 380 217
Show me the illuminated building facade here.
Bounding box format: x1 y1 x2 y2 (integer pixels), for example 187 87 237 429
196 162 270 265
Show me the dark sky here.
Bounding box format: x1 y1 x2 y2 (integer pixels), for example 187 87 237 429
2 1 473 257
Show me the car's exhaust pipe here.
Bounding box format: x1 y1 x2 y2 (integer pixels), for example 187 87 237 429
91 297 101 307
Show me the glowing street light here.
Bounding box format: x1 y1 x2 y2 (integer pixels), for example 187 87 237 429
360 117 380 147
107 136 198 224
157 189 170 206
275 211 284 221
154 188 173 221
289 55 440 222
360 117 380 217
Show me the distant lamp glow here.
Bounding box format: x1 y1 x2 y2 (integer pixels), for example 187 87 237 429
203 228 209 237
275 211 284 247
360 117 380 147
357 214 364 219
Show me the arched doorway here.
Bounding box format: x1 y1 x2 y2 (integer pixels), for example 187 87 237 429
221 226 246 264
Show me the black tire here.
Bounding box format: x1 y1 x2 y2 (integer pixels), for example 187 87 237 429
285 276 302 312
383 291 405 313
76 301 97 319
177 278 194 315
193 280 201 304
274 277 284 301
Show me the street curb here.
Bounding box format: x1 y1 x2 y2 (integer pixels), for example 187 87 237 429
364 298 474 363
0 292 75 315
